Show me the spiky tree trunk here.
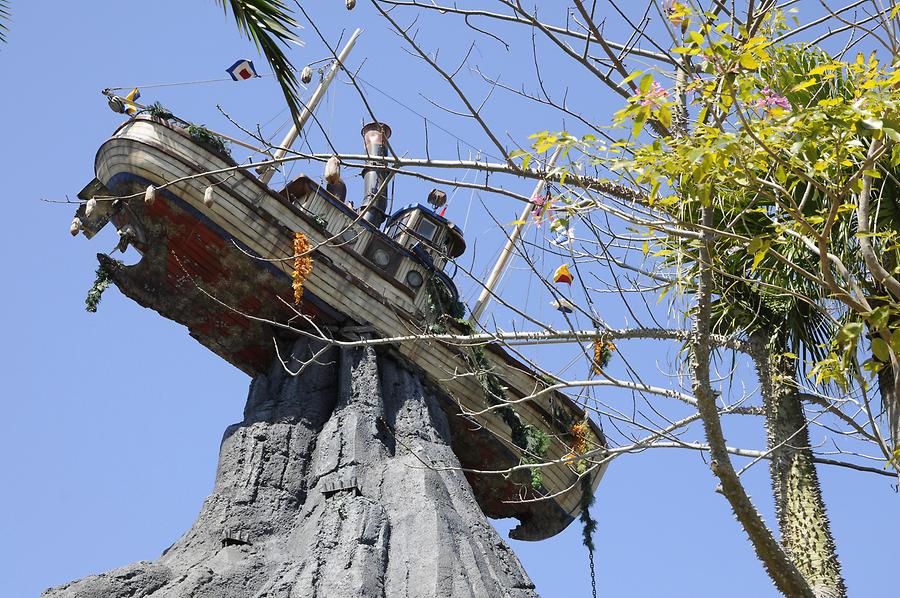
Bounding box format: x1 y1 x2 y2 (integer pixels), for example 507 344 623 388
750 332 846 597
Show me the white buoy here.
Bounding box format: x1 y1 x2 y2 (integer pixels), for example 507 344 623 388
70 217 82 236
85 197 98 218
346 0 356 9
145 184 157 205
324 156 341 184
204 185 215 208
301 65 313 84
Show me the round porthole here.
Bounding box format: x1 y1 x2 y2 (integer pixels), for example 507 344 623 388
373 248 391 267
406 270 424 289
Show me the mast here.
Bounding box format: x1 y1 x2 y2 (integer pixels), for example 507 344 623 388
258 28 363 185
470 146 563 322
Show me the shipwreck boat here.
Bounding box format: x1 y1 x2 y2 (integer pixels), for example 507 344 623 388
71 96 606 541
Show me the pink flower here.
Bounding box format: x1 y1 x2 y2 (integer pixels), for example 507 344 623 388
531 193 553 225
755 86 791 111
663 0 685 27
641 82 669 108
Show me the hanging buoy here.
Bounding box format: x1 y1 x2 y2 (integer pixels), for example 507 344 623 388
553 264 574 285
204 185 215 208
427 188 447 210
85 197 98 218
324 156 341 184
551 298 575 314
145 184 157 205
301 65 313 84
70 217 82 237
346 0 356 9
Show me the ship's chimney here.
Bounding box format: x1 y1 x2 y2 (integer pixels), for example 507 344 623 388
360 122 392 227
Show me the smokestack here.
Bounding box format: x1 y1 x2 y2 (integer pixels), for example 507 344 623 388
360 122 392 227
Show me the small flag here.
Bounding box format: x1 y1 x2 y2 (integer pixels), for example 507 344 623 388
123 87 141 115
553 264 574 285
551 298 575 314
227 59 259 81
553 227 575 247
438 206 447 217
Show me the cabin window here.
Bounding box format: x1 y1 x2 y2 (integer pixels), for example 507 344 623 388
417 218 437 241
364 238 401 276
372 248 391 267
405 270 424 289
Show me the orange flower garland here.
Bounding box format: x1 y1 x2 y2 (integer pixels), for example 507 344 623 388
564 419 592 472
292 232 313 304
570 419 590 456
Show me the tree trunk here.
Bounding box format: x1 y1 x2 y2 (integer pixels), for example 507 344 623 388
750 332 846 597
42 338 539 598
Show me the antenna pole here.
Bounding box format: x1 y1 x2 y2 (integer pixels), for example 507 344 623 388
258 28 363 185
470 146 563 323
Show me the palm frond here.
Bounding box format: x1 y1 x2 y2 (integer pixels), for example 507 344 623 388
0 1 11 44
216 0 303 122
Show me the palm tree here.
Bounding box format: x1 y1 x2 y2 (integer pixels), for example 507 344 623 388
215 1 305 123
0 1 10 43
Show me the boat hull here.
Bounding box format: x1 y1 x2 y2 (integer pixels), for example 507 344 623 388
83 116 608 540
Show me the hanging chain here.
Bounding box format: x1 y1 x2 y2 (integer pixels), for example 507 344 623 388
579 474 599 598
588 545 597 598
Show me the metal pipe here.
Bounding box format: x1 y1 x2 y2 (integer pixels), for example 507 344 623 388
360 122 392 227
258 28 363 185
470 146 563 322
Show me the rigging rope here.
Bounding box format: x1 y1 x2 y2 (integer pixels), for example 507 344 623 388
353 73 501 162
106 72 290 91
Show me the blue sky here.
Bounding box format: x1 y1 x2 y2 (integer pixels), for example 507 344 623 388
1 1 897 596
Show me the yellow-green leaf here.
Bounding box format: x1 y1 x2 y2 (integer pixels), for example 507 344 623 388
791 78 818 92
657 105 673 129
620 70 644 87
739 53 759 70
872 337 891 362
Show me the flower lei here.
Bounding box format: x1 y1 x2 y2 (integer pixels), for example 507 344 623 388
292 232 313 304
592 339 616 374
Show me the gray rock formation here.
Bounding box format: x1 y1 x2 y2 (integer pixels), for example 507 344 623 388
43 339 539 597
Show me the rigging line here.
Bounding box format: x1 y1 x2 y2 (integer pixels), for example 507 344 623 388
353 73 503 162
462 187 476 232
261 105 290 130
445 160 473 207
105 72 296 91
